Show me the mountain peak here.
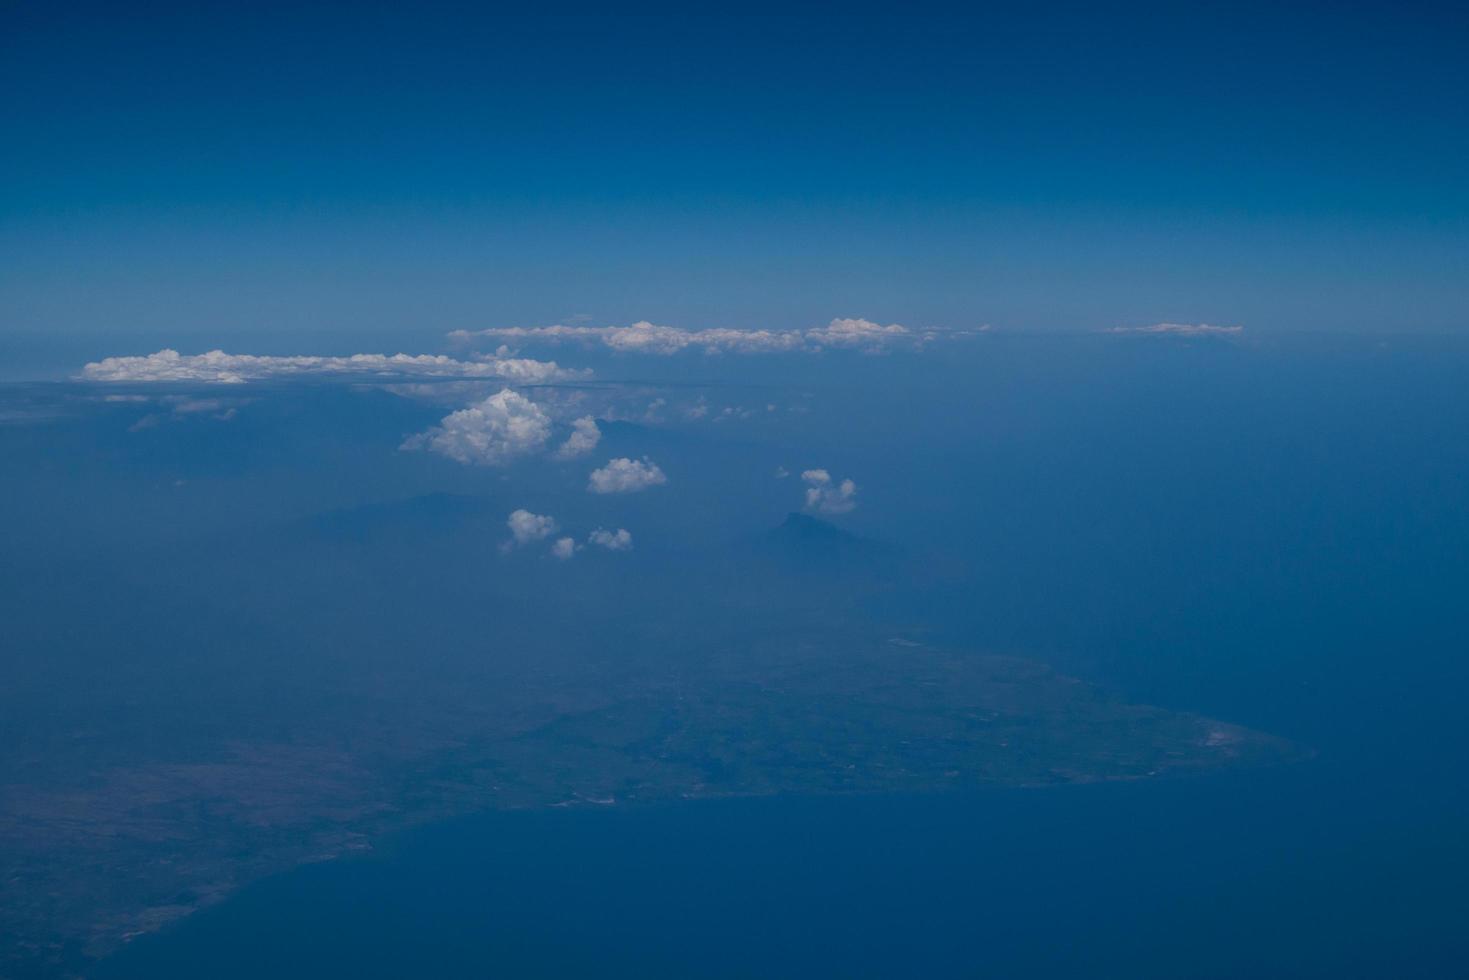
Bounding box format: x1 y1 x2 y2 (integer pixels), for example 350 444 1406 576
773 511 858 543
764 512 898 564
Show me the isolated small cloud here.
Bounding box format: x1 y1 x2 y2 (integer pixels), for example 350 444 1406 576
164 395 242 420
802 469 858 515
505 509 559 549
713 405 754 422
588 457 667 494
1106 323 1243 337
80 349 583 384
555 416 601 459
123 394 242 430
550 536 578 560
166 397 224 414
403 389 552 466
588 527 633 551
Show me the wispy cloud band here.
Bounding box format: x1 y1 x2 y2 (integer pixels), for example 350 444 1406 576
452 318 932 355
81 349 585 384
1106 323 1243 337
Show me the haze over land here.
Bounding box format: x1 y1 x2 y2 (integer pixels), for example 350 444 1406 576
3 3 1468 977
6 331 1466 974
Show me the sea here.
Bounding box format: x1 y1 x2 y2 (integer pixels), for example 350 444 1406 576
97 733 1466 977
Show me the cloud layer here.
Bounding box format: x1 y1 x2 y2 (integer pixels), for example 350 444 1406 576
588 457 667 494
1106 323 1243 336
402 389 553 466
802 469 858 515
453 318 926 355
81 349 583 384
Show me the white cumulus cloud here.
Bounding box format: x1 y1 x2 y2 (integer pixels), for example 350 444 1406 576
802 469 858 515
805 317 910 349
80 349 583 384
588 527 633 551
587 457 667 494
550 536 578 560
505 509 559 548
402 389 552 466
555 416 601 459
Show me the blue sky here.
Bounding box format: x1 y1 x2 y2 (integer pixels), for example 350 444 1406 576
2 1 1467 373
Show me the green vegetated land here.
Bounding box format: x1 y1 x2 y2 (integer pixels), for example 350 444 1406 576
0 632 1304 977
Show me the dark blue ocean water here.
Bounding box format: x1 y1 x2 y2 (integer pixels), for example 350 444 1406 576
98 755 1465 979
